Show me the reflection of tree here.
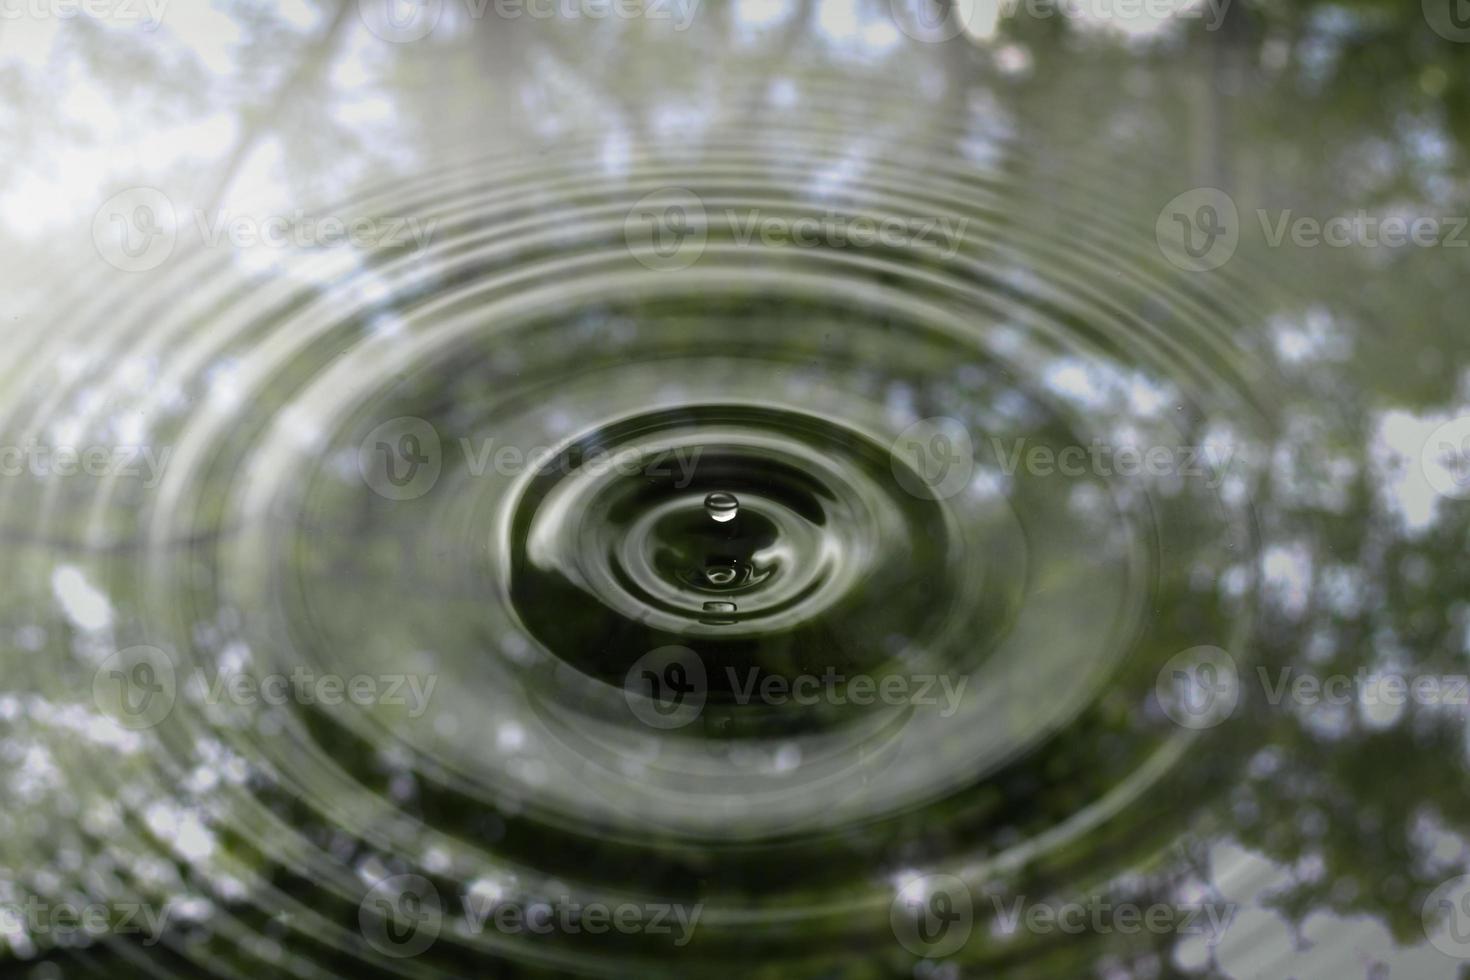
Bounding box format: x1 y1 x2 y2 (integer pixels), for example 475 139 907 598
204 0 357 210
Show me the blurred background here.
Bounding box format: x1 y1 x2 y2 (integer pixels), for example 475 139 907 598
4 0 1470 977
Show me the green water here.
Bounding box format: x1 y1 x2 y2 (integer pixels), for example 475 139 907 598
2 1 1470 977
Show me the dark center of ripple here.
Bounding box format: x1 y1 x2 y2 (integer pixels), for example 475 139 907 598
505 405 960 702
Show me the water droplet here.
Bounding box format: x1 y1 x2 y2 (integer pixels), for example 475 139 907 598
701 600 737 624
704 491 739 523
704 565 738 586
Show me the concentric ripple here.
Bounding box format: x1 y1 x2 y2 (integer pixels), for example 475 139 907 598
0 67 1283 978
508 405 954 680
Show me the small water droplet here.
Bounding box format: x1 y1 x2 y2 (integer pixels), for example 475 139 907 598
701 599 737 624
705 566 737 586
704 491 739 523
